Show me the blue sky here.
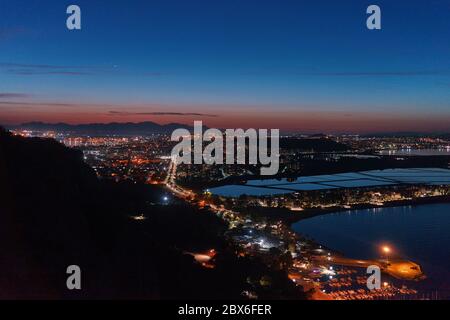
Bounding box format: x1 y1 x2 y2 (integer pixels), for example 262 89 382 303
0 0 449 132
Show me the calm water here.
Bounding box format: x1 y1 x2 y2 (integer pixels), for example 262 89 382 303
378 149 450 156
292 203 450 297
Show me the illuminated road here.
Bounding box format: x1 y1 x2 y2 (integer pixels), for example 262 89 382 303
164 157 241 223
313 255 424 280
164 156 195 199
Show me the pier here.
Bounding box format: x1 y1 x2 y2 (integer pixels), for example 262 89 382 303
313 255 424 280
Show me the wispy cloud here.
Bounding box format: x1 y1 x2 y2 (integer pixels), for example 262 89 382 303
0 101 219 118
0 101 74 107
0 93 32 99
245 70 450 77
308 71 450 77
7 70 93 76
0 63 89 69
0 62 165 77
0 27 27 40
0 62 105 76
108 111 218 117
2 61 449 78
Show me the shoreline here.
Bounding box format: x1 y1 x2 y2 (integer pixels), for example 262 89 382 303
283 194 450 225
284 197 447 298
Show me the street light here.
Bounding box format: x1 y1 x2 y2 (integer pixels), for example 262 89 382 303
382 245 391 262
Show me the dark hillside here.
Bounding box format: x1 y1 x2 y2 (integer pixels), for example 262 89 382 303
0 128 303 299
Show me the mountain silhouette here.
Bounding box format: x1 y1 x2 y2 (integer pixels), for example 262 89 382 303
8 121 195 136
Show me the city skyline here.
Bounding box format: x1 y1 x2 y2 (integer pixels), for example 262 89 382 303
1 0 449 133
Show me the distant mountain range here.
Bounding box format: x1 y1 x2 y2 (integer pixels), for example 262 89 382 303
7 121 195 136
4 122 449 138
362 132 450 138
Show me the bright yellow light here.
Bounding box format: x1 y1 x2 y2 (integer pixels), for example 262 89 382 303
382 246 391 254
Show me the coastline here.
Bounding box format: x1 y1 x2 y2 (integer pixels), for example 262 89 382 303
281 194 450 224
285 198 449 298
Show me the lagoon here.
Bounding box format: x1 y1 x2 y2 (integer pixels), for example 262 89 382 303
292 203 450 298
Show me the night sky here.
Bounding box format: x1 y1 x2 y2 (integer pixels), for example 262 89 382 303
0 0 449 133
